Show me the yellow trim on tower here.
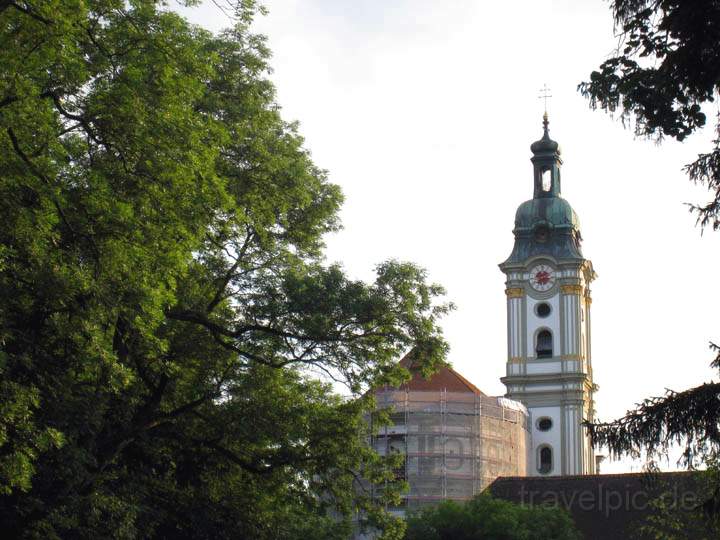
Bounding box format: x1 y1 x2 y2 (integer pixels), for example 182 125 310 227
505 287 525 298
560 284 583 295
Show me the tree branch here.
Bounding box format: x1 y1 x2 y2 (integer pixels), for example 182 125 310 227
588 381 720 465
7 127 101 270
167 308 389 343
4 1 53 25
205 229 255 313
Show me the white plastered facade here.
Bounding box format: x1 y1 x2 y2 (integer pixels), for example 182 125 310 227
501 256 596 476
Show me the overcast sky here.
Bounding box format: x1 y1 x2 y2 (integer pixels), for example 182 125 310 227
176 1 720 473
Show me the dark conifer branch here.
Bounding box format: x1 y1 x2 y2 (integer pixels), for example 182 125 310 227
588 381 720 465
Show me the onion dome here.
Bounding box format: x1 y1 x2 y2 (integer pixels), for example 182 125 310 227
514 197 580 231
530 112 561 156
501 114 584 266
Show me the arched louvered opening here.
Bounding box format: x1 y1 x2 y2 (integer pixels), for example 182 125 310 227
541 168 552 192
538 446 553 474
536 329 553 358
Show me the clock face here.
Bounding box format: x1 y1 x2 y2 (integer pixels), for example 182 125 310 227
529 264 555 291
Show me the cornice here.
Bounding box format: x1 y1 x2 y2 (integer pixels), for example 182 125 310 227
501 372 590 385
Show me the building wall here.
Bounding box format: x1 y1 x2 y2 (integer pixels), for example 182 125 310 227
525 294 560 359
528 405 562 475
502 259 596 476
372 389 530 511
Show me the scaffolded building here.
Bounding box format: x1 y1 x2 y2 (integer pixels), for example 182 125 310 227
371 359 530 512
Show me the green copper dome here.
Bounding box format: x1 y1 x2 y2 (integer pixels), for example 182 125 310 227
501 115 584 266
514 196 580 232
530 114 561 155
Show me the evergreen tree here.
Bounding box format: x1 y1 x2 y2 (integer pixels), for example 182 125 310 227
581 0 720 518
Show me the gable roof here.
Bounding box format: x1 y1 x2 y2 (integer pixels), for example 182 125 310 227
382 354 486 396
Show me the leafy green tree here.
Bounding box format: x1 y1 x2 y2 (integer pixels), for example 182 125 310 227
0 1 450 538
579 0 720 229
631 467 720 539
404 493 581 540
580 0 720 521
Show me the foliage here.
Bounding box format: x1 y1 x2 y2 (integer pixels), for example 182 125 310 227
0 1 451 538
630 464 720 539
582 0 720 462
403 493 581 540
587 342 720 467
579 0 720 229
581 0 720 524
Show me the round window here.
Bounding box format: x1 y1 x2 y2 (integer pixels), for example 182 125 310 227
537 417 553 431
536 302 551 318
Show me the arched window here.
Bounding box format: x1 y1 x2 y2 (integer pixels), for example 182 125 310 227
536 330 553 358
538 446 553 474
541 169 552 192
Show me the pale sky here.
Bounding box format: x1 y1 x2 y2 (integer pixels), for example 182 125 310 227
176 1 720 473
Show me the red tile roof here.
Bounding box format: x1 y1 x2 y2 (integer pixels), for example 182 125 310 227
381 354 486 395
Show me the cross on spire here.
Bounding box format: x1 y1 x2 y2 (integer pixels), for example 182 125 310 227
538 84 552 113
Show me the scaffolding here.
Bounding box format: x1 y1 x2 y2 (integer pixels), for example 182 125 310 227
372 389 530 511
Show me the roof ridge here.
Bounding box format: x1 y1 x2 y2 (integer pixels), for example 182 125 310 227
493 471 699 481
393 353 486 396
445 365 485 396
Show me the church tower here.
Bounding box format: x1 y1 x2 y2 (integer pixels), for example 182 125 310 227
499 115 596 476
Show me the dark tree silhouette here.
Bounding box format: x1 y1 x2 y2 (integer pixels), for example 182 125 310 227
581 3 720 520
580 0 720 229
